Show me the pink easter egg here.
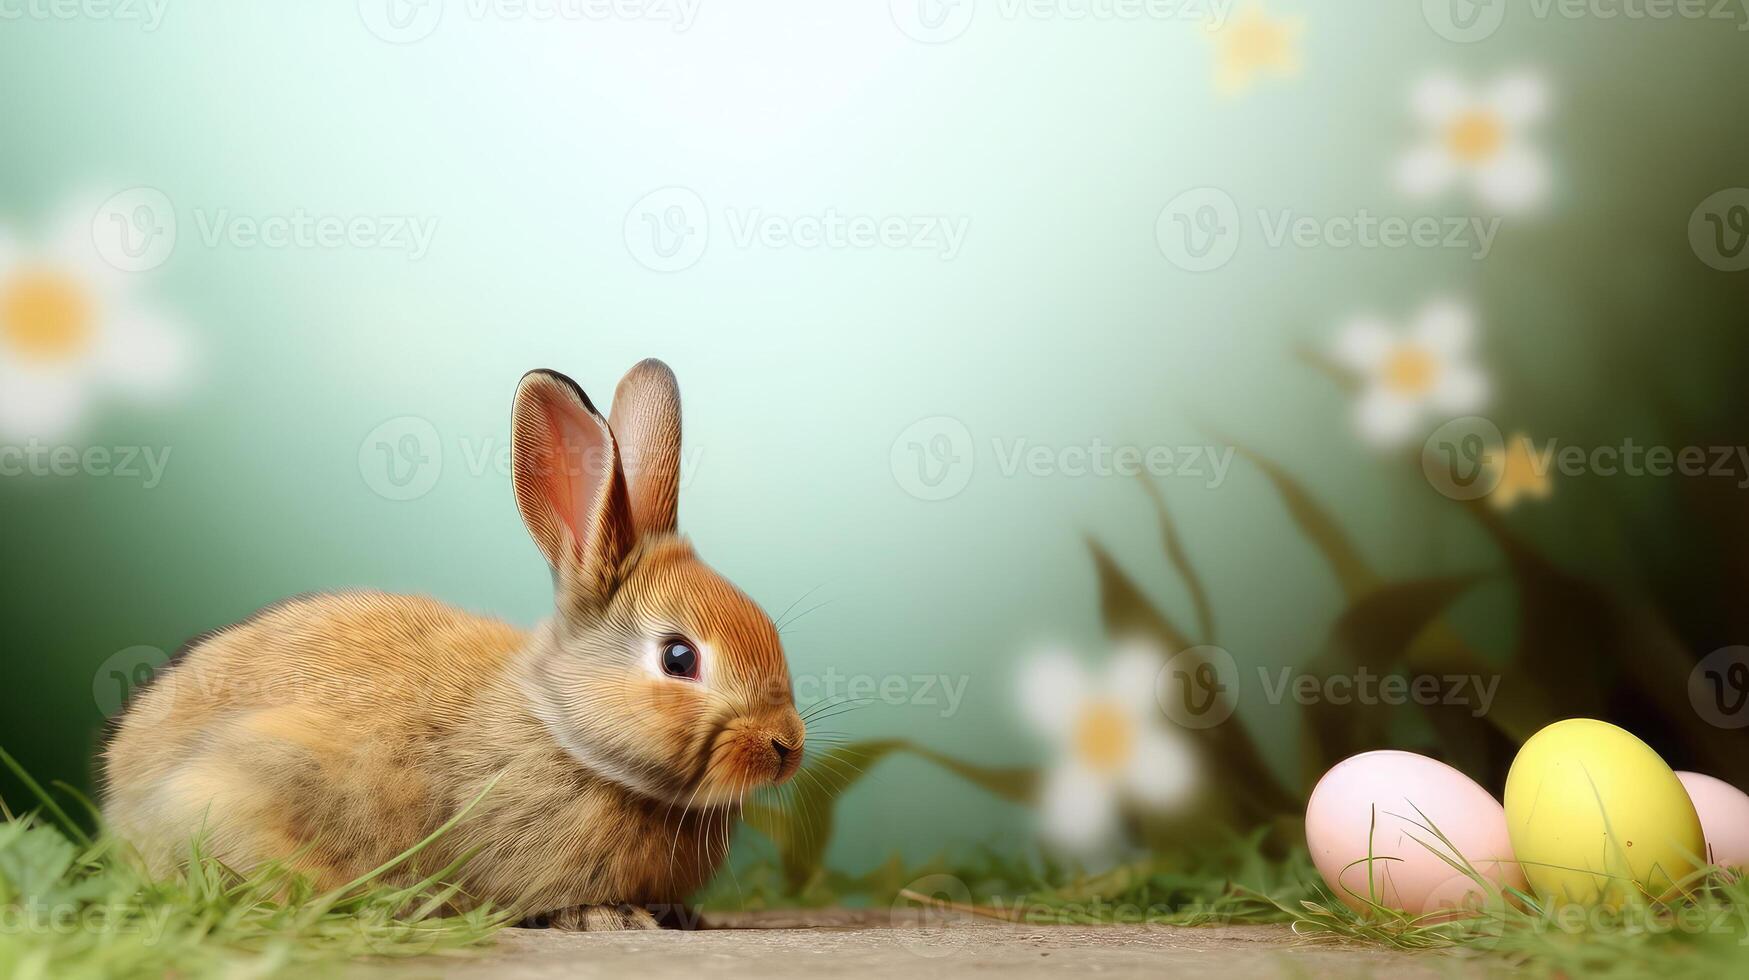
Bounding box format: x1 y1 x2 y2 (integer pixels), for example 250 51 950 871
1676 771 1749 871
1306 750 1526 916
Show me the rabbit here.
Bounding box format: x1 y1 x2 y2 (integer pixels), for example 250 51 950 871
101 360 805 931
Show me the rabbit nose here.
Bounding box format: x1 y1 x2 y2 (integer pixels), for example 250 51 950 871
769 732 803 783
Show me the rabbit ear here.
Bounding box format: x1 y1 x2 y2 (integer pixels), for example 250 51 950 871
608 358 682 536
511 370 635 610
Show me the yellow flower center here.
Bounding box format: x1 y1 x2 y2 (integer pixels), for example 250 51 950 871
1072 700 1133 774
1446 111 1504 164
1 269 94 363
1488 434 1552 511
1224 18 1288 71
1382 346 1438 397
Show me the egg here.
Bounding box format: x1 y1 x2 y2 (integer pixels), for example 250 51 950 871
1504 719 1704 906
1676 771 1749 871
1305 750 1525 916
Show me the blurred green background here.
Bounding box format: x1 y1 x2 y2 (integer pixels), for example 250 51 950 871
2 1 1747 880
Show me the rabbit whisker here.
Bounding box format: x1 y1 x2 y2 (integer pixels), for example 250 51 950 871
772 583 826 633
802 703 875 727
776 598 836 633
797 695 872 722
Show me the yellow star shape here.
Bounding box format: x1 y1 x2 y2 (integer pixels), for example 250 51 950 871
1213 5 1303 96
1487 433 1553 511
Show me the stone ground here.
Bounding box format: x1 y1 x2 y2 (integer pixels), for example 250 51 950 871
365 909 1509 979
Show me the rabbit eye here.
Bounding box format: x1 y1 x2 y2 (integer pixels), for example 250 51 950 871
660 639 699 680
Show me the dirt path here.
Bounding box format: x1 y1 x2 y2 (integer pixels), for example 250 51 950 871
365 910 1505 979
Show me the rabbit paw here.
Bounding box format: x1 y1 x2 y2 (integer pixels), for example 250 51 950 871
525 904 661 931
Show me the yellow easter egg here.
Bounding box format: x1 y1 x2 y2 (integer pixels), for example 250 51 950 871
1504 719 1705 907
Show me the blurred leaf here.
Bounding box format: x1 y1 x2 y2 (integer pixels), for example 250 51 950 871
1089 539 1196 653
744 740 1036 891
1291 653 1393 789
1287 350 1547 780
1087 539 1293 825
910 744 1037 802
1608 603 1749 786
738 802 788 849
1233 445 1557 785
1294 347 1360 393
1227 445 1393 784
1316 575 1535 786
1465 502 1609 717
1330 575 1489 672
1459 500 1749 787
1138 478 1216 642
1402 625 1542 787
1235 445 1379 599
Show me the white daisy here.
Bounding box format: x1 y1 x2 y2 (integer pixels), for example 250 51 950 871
1210 5 1302 97
0 203 190 443
1018 645 1197 853
1396 72 1550 213
1333 300 1488 448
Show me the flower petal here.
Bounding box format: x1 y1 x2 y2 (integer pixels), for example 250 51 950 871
1488 71 1549 127
97 309 191 400
1475 143 1549 213
1396 143 1460 198
1333 316 1396 373
1410 300 1476 357
1018 649 1088 739
1124 728 1198 808
0 361 89 443
1039 761 1119 853
1355 387 1423 448
48 197 130 296
1104 643 1166 717
1431 363 1489 414
1410 74 1470 126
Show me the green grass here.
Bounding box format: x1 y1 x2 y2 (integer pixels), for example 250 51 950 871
1272 871 1749 978
709 819 1749 980
1256 813 1749 980
1251 805 1749 978
0 749 511 980
700 826 1317 923
9 736 1744 980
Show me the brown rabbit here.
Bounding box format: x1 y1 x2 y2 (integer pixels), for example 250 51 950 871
102 360 804 930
